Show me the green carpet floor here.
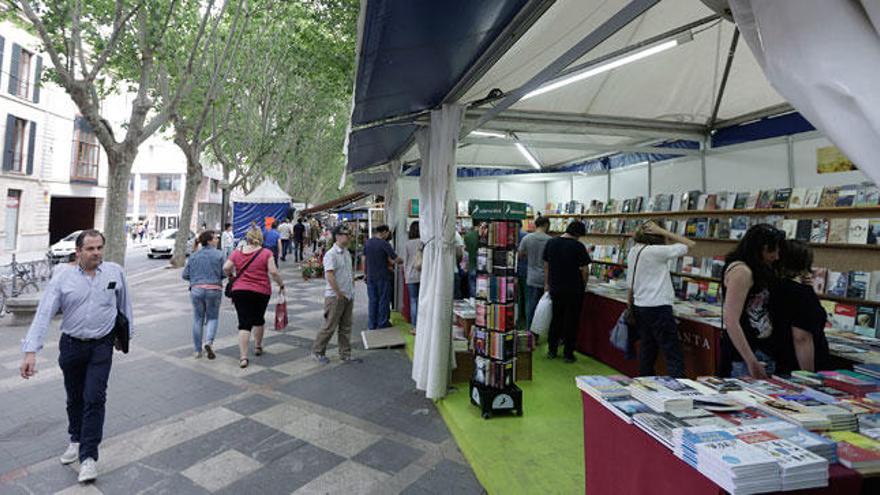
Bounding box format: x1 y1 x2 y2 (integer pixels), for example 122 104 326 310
391 314 619 495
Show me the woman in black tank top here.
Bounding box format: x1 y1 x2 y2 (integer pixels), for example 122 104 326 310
721 224 785 378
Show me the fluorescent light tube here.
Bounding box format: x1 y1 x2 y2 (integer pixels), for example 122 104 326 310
470 130 508 138
523 39 680 100
515 142 542 169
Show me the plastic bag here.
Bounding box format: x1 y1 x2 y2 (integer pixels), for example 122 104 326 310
274 291 288 331
530 292 553 336
609 311 629 352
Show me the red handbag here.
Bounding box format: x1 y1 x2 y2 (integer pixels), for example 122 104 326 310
274 292 288 331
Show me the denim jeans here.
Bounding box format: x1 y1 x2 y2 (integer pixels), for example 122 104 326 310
407 283 420 329
58 333 113 462
191 287 222 352
525 286 544 332
731 349 777 378
468 270 477 299
634 305 684 378
281 239 291 260
367 278 392 329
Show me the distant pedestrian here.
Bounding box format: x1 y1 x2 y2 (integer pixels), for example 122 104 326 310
183 230 225 360
262 221 283 266
543 220 590 363
293 218 306 262
224 227 285 368
221 223 235 258
518 216 552 334
403 221 422 333
278 219 292 262
310 219 320 252
138 224 145 243
363 225 400 330
19 230 133 483
312 225 358 364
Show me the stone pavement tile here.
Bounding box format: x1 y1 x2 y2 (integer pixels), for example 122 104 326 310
242 369 288 386
55 483 104 495
352 438 423 475
93 461 209 495
400 460 484 495
252 402 378 458
272 356 324 376
217 443 344 495
361 390 450 444
261 342 296 354
0 460 79 494
182 449 262 492
222 394 280 417
293 460 390 495
308 423 380 459
262 333 316 348
251 347 312 368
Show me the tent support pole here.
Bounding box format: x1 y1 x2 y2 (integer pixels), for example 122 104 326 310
786 135 795 187
647 161 653 198
606 169 612 202
708 28 739 131
700 140 708 192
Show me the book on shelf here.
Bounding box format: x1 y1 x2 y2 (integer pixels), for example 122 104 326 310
795 219 812 241
781 219 797 240
826 271 849 297
846 271 870 299
832 304 857 331
788 188 807 209
684 190 701 211
828 218 849 243
716 219 731 239
811 268 828 295
757 190 775 209
868 271 880 302
855 307 877 337
820 300 837 327
670 193 682 212
858 183 880 207
773 188 792 209
869 219 880 245
836 184 859 207
730 216 749 240
804 187 823 208
705 194 718 211
716 192 732 210
819 186 841 208
810 219 829 243
733 192 750 210
847 219 870 244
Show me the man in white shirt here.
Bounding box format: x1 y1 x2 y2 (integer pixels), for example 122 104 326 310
221 223 235 258
627 221 695 377
312 225 358 364
277 219 293 262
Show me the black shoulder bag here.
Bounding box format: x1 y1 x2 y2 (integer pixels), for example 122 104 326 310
623 245 647 328
225 248 263 298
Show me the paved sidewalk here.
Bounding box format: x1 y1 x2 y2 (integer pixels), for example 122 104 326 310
0 259 483 494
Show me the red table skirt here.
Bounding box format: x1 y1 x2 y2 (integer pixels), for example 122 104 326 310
582 391 864 495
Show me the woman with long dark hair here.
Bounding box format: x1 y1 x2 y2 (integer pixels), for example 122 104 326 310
770 240 830 373
403 221 422 333
721 224 785 378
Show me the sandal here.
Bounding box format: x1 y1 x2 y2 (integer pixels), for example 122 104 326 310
254 346 263 356
239 358 249 368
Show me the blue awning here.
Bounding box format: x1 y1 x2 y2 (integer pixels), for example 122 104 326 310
347 0 529 172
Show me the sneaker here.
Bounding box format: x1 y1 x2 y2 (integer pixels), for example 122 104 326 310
60 442 79 465
340 356 363 364
78 457 97 483
204 344 215 360
194 351 202 359
312 353 330 365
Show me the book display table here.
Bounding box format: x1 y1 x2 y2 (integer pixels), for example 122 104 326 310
580 391 868 494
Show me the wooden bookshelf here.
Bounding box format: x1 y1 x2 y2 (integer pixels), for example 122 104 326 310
544 205 880 220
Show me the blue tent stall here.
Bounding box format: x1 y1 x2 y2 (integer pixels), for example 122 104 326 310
232 180 291 241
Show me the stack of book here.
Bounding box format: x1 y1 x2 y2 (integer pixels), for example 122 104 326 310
628 380 694 414
633 412 686 449
854 363 880 380
826 432 880 474
735 431 829 491
694 438 782 495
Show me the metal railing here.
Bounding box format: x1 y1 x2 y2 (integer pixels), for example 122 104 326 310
0 254 53 316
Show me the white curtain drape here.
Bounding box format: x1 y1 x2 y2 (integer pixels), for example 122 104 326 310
412 104 464 400
729 0 880 186
384 159 406 310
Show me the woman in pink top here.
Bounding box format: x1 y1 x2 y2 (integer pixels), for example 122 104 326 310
223 227 285 368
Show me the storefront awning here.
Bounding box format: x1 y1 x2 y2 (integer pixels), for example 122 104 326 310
298 192 370 216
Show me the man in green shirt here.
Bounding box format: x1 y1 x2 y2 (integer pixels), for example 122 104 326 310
464 222 486 298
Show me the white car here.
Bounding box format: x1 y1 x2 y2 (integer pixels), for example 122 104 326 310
48 230 82 262
147 229 195 258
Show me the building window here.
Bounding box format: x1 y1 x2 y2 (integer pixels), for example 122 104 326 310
210 179 219 193
157 175 176 191
11 118 28 172
71 118 99 181
16 49 32 99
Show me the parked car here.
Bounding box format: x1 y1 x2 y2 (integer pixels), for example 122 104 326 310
48 230 82 263
147 229 195 258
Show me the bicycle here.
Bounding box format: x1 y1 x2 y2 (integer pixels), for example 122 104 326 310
0 257 45 317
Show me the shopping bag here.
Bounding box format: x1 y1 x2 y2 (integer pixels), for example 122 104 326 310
530 292 553 336
274 293 288 331
609 312 629 352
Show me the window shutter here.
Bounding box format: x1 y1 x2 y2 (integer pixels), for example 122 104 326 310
26 121 36 175
32 55 42 103
0 37 5 80
8 43 20 95
3 114 15 171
